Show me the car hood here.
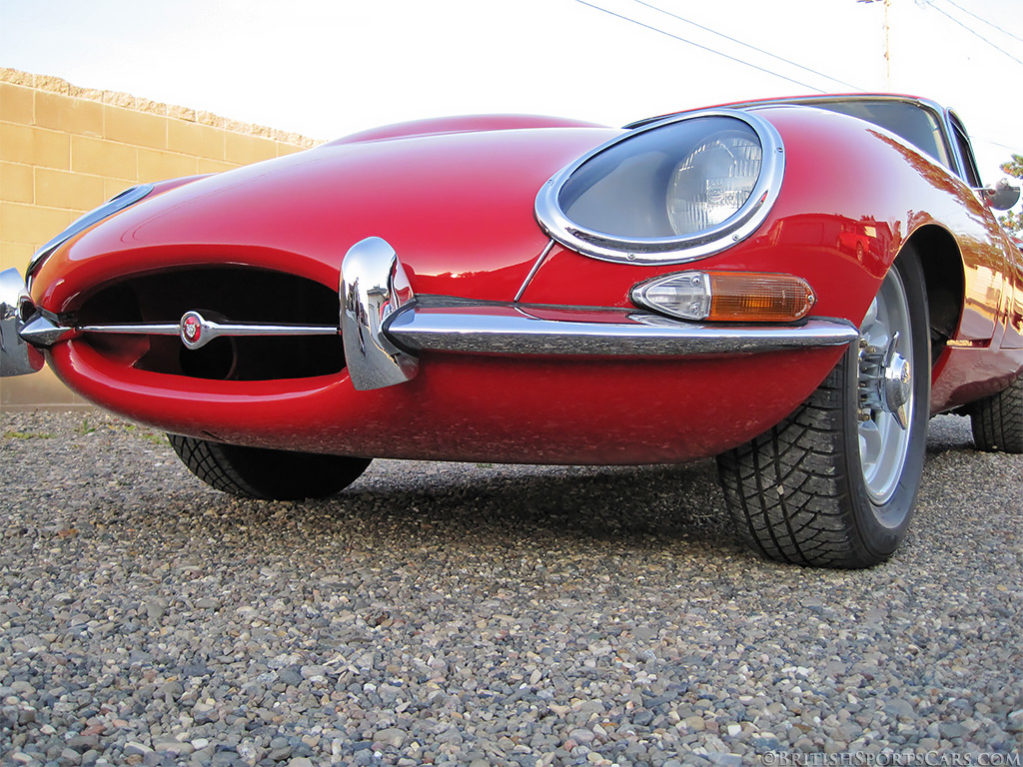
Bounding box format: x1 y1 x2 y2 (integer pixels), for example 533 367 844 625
33 119 619 312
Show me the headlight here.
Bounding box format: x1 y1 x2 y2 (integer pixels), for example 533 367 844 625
27 183 154 278
535 109 783 264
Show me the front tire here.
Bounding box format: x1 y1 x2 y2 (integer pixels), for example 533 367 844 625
717 249 930 568
168 435 371 500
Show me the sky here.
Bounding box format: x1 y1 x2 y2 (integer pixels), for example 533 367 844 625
2 0 1021 185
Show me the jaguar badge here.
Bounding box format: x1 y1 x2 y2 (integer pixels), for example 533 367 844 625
180 311 206 350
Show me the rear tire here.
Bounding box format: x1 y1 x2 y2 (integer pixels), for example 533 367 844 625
717 248 930 568
168 435 371 500
969 374 1023 453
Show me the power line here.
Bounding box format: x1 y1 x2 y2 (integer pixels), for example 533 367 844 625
922 1 1023 66
972 134 1021 154
938 0 1023 45
632 0 865 91
571 0 827 93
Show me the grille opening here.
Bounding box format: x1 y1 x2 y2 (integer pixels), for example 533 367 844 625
179 336 237 380
75 267 343 380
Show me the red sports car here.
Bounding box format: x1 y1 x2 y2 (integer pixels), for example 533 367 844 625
3 94 1021 568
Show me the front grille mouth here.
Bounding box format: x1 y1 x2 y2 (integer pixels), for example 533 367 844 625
74 267 344 381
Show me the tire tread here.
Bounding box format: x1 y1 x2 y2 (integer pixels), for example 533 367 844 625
168 435 370 500
717 363 860 568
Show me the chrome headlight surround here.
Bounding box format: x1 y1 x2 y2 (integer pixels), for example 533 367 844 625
26 183 155 279
535 109 784 265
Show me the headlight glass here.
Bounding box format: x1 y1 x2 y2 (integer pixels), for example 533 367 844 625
536 109 783 264
666 126 762 234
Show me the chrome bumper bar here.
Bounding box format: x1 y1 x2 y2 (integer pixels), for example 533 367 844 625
386 302 858 357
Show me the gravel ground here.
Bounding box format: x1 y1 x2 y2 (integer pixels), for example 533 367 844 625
1 410 1021 767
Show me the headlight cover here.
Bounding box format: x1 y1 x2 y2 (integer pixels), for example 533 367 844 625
27 183 155 278
535 109 784 264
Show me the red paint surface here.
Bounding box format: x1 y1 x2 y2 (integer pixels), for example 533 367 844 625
50 340 844 463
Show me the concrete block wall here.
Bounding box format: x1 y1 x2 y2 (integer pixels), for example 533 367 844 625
0 68 319 409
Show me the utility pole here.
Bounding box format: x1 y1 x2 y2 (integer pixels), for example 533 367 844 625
857 0 892 89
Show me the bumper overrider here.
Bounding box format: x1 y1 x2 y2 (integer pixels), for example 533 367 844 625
0 269 44 377
1 236 859 387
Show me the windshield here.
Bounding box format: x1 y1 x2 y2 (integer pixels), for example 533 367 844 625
813 100 953 170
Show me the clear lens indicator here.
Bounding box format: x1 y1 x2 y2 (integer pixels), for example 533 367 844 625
639 272 711 320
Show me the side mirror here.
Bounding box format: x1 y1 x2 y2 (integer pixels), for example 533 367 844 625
982 178 1020 210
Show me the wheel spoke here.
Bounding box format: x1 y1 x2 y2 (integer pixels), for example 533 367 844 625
859 420 882 473
861 298 878 331
862 323 890 354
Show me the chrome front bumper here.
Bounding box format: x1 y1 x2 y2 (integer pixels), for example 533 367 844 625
1 239 860 389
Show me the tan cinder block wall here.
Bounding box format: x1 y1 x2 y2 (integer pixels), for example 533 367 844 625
0 68 320 409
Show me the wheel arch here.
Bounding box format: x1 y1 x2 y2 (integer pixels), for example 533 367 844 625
902 224 964 366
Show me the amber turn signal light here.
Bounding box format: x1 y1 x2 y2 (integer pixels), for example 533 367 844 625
631 270 815 322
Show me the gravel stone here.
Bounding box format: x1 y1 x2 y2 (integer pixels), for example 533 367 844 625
1 411 1022 765
375 727 407 748
1008 709 1023 732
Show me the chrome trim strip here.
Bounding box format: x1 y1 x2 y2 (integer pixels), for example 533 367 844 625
1 268 44 377
386 302 858 357
176 317 337 350
80 323 180 337
513 239 555 303
340 236 419 390
944 109 982 188
626 94 951 130
81 313 340 351
534 108 785 265
78 321 337 338
18 315 340 349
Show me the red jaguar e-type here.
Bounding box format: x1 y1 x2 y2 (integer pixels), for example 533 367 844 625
3 95 1021 568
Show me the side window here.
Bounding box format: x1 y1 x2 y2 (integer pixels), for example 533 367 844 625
949 114 982 188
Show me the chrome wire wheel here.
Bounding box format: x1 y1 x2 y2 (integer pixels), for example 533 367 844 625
856 268 915 508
